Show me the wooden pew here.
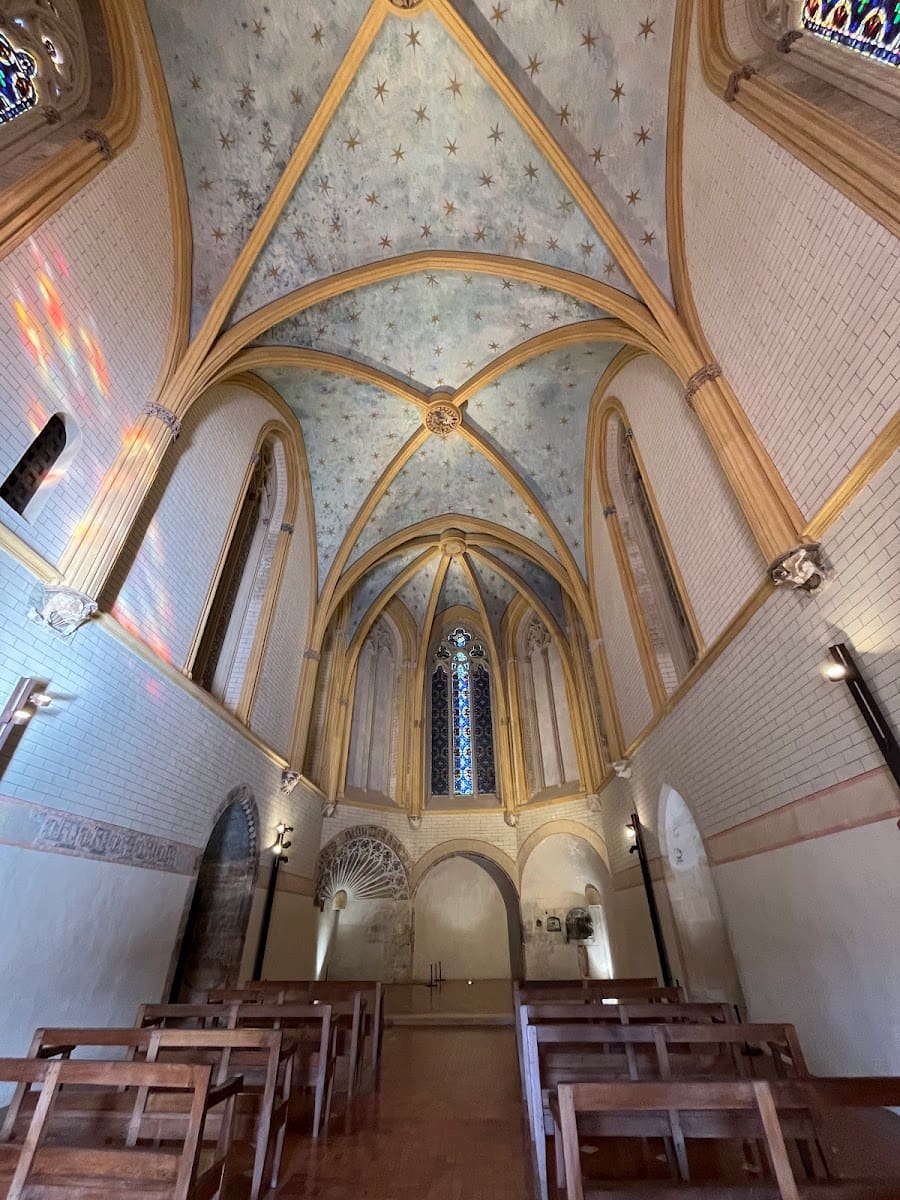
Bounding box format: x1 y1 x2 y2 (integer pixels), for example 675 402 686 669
254 979 385 1072
555 1077 900 1199
525 1022 807 1200
147 1027 293 1200
0 1056 238 1199
136 1003 239 1030
235 1003 335 1137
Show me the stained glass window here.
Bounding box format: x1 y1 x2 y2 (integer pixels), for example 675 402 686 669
1 414 67 515
802 1 900 67
0 32 38 126
430 626 496 797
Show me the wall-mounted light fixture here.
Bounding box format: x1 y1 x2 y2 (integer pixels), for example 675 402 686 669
825 642 900 788
0 677 52 755
252 821 294 980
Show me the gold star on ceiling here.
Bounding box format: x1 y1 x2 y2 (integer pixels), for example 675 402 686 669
580 241 595 256
501 279 512 289
311 24 324 44
199 175 213 192
406 25 421 50
610 81 625 103
557 195 574 215
546 236 559 251
218 129 233 149
603 260 615 276
641 230 657 245
640 17 656 39
290 87 302 106
426 274 438 285
556 104 571 125
446 75 463 97
591 146 605 165
211 226 225 242
479 172 494 188
491 3 508 22
421 223 432 238
293 224 304 240
239 82 254 102
366 191 379 206
488 123 503 144
581 28 597 50
373 79 388 103
627 188 641 205
260 132 274 152
318 175 331 193
635 125 651 145
526 54 542 77
443 199 457 216
474 226 486 242
392 145 405 164
414 104 429 124
379 235 392 249
252 19 265 37
514 228 527 247
190 74 201 90
444 138 459 156
524 162 539 180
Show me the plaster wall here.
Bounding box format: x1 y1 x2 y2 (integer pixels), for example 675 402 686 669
0 55 176 567
0 845 189 1059
682 13 900 520
327 898 412 983
413 857 512 981
262 887 319 981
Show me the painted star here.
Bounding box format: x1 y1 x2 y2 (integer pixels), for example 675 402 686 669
635 125 651 145
311 24 324 43
557 196 574 215
488 123 503 144
465 359 475 370
514 227 527 247
641 230 657 246
474 311 482 320
331 216 342 234
434 346 443 357
305 251 317 269
266 264 281 279
524 162 539 180
421 223 432 238
526 54 542 77
366 190 380 206
464 274 473 285
581 28 597 50
501 279 512 289
489 340 500 351
549 311 560 321
406 25 421 50
290 87 303 106
391 283 401 294
199 175 213 192
343 131 361 151
546 236 559 251
431 313 440 323
556 104 571 125
413 104 430 125
474 226 487 242
639 17 656 39
239 82 255 102
252 19 266 37
580 240 595 256
610 80 625 103
426 274 438 286
211 226 225 242
392 145 405 164
293 224 305 240
318 176 332 194
603 260 615 276
479 172 494 188
591 146 606 165
373 79 389 103
218 129 233 149
260 132 274 152
379 235 393 249
627 188 641 205
444 138 459 156
446 75 463 97
190 74 202 90
491 3 508 21
443 199 458 216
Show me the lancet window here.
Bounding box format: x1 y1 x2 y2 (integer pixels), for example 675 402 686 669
430 626 496 797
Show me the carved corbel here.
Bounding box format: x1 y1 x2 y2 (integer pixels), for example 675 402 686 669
768 543 826 591
279 769 301 796
28 585 97 637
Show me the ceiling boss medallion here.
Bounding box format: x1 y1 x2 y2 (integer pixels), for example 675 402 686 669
424 401 461 437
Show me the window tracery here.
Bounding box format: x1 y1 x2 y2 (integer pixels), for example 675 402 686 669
801 1 900 66
0 412 69 517
0 2 91 146
430 625 496 797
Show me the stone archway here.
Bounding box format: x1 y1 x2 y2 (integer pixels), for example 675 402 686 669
169 787 259 1000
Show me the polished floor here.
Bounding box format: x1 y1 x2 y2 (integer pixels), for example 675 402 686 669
274 1027 535 1199
384 979 513 1022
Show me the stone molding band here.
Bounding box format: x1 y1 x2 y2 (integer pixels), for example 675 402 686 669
723 65 758 102
683 363 723 409
142 402 182 441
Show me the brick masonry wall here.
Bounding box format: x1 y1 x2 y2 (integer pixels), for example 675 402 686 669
681 14 900 521
607 354 763 645
0 58 175 566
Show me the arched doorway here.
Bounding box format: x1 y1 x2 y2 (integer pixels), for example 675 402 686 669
519 831 613 979
413 853 523 980
659 785 743 1003
169 788 259 1000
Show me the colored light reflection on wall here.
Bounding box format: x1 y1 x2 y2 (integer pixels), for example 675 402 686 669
111 517 175 665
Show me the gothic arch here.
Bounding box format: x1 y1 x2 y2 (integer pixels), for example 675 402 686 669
517 820 611 877
411 839 519 896
315 825 413 906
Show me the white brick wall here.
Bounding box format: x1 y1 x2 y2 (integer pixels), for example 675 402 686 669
599 450 900 875
0 58 175 566
0 549 323 876
682 15 900 520
609 355 763 644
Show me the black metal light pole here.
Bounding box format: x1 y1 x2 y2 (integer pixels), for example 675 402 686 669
628 812 674 988
827 642 900 788
252 823 292 981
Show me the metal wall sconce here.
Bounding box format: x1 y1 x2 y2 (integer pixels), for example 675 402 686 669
252 821 294 980
0 677 52 755
825 643 900 788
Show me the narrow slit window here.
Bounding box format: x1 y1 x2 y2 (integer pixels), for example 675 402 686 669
1 414 68 516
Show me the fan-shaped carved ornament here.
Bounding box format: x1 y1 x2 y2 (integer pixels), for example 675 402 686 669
316 825 411 905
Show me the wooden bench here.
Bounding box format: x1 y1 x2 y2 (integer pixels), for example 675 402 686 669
235 1003 335 1137
555 1077 900 1199
147 1027 293 1200
0 1056 239 1199
253 979 385 1072
526 1023 808 1200
136 1003 239 1031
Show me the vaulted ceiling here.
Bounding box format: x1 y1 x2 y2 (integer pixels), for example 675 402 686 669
147 0 680 650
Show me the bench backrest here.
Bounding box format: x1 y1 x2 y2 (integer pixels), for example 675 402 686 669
136 1002 239 1029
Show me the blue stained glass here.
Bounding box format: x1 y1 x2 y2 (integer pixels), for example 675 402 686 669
448 627 471 648
430 667 450 795
472 663 496 793
451 657 474 795
803 1 900 66
0 32 38 125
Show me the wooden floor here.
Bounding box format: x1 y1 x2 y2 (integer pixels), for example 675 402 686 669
273 1027 536 1199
